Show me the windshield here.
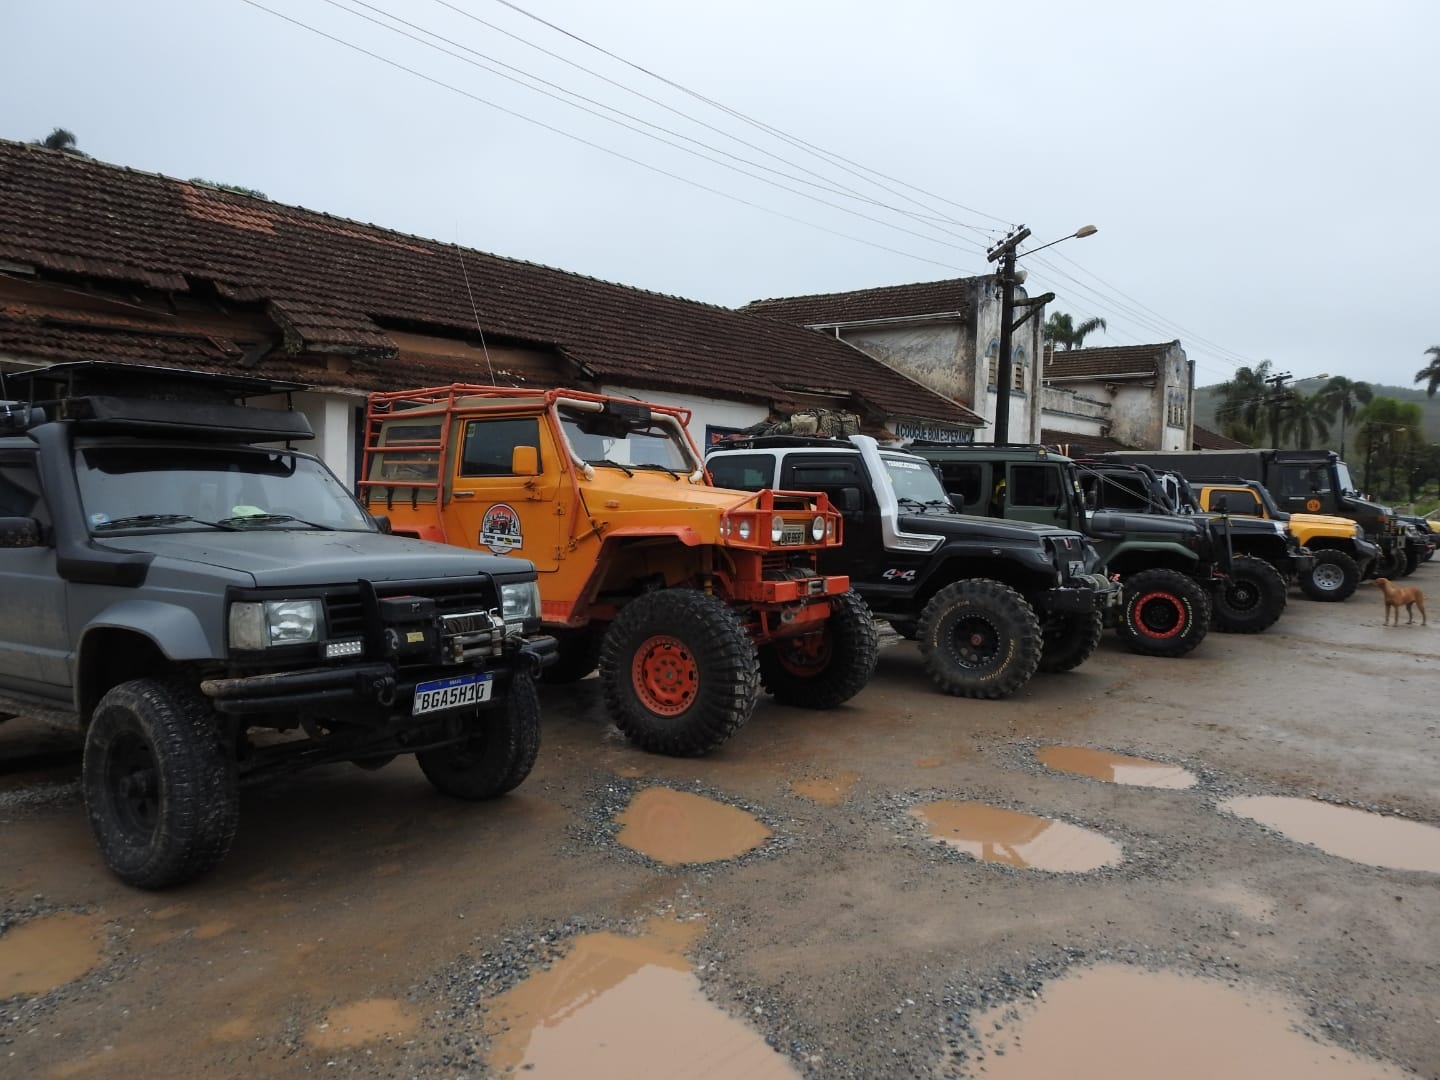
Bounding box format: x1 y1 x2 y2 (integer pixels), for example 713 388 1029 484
557 405 692 473
75 445 374 532
882 456 951 506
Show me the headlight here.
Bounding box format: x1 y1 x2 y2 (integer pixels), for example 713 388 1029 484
737 518 752 541
771 516 786 543
500 580 541 622
811 515 826 541
229 599 322 650
719 517 732 538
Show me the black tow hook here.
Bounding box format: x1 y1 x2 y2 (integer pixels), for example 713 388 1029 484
358 673 397 706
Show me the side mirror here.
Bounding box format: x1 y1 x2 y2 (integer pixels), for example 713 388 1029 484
838 487 863 513
1212 495 1229 513
0 516 43 549
948 494 965 513
512 445 539 477
369 512 393 535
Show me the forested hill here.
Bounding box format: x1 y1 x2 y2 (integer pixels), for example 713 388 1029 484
1194 381 1440 447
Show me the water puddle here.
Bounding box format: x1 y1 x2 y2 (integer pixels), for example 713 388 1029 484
0 912 105 997
790 770 860 805
972 964 1406 1079
484 918 795 1077
615 787 771 865
909 801 1122 872
1036 745 1197 789
308 998 419 1049
1222 796 1440 872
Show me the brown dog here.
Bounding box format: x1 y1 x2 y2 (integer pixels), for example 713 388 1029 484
1371 577 1427 626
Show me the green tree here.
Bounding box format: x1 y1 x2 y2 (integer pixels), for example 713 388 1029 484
1215 361 1277 443
1043 311 1108 350
190 178 268 199
1281 391 1331 448
1356 397 1424 497
30 127 89 157
1316 376 1373 460
1415 345 1440 397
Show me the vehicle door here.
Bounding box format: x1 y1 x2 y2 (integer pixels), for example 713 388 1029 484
1005 463 1069 527
445 413 566 577
0 450 70 692
1271 462 1338 516
779 455 886 580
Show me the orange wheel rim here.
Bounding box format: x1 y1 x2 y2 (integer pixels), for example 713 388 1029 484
775 631 831 676
631 635 698 716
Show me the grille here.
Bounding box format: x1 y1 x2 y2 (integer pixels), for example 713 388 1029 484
324 576 497 638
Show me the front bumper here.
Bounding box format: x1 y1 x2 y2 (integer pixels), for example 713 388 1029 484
1352 537 1380 570
200 635 558 717
1034 573 1123 615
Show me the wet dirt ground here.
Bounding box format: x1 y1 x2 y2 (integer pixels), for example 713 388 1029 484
2 568 1438 1079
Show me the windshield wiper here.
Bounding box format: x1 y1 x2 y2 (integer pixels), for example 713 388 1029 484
587 459 635 477
217 513 335 530
897 496 930 513
93 514 239 532
634 463 682 479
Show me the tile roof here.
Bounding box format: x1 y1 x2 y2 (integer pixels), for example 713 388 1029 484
0 140 979 426
741 278 981 326
1192 424 1250 450
1043 342 1180 381
1040 428 1134 454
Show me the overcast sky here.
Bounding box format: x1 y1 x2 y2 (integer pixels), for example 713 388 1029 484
4 0 1437 390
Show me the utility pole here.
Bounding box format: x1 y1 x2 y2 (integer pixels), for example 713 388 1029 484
985 224 1096 445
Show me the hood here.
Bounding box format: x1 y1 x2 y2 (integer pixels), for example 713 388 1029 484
97 529 526 588
580 471 789 516
1289 512 1361 532
1087 510 1203 538
901 510 1086 545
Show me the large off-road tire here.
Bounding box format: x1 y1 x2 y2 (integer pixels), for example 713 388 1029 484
759 590 879 709
1399 547 1420 577
1117 568 1210 658
1300 549 1360 602
82 678 238 890
917 579 1042 699
599 590 759 757
1036 610 1104 674
417 673 541 799
541 628 603 685
1212 555 1288 634
1372 545 1406 579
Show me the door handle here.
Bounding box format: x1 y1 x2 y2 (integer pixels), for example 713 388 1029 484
453 491 476 499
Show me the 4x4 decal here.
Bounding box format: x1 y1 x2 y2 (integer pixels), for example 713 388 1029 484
882 568 918 581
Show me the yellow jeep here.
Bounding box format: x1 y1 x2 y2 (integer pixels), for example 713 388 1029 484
1195 481 1378 602
361 385 877 756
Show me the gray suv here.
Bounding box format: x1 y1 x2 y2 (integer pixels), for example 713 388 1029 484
0 363 556 888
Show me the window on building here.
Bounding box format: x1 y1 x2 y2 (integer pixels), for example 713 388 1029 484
1166 389 1186 428
460 418 542 477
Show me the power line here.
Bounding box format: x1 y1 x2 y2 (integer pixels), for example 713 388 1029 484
235 0 982 274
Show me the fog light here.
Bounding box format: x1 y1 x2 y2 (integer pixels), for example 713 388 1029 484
325 638 364 659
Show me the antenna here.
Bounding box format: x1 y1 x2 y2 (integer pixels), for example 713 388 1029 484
455 241 497 386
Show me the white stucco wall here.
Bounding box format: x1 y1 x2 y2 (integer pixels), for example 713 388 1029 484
1040 386 1109 437
838 322 969 403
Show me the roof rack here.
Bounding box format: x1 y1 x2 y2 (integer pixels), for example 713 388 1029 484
708 434 852 451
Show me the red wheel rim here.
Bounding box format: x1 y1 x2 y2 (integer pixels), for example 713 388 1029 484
631 635 698 716
774 630 832 676
1133 592 1186 639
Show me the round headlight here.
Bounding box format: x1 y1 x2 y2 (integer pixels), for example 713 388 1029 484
737 519 752 541
771 517 786 543
719 517 732 538
811 515 826 541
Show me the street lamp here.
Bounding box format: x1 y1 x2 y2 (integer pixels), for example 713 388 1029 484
987 225 1098 443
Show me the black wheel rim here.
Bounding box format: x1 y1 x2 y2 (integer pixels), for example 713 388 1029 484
946 614 1001 669
107 731 160 839
1136 593 1185 637
1227 580 1259 612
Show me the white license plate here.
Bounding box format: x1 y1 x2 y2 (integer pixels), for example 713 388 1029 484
1068 560 1086 578
412 673 493 715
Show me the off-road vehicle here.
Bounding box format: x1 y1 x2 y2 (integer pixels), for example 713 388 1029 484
909 443 1253 656
1187 478 1379 601
705 435 1120 699
362 386 877 758
1099 448 1424 578
0 363 556 889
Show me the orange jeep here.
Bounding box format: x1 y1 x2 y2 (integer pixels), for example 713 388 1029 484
361 386 877 756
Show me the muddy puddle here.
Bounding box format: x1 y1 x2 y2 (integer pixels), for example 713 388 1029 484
0 912 105 998
308 998 419 1049
790 770 859 806
1036 745 1197 789
909 800 1122 872
1223 796 1440 872
615 787 771 865
483 917 795 1077
973 963 1406 1079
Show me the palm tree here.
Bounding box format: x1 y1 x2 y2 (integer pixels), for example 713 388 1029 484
1215 361 1276 442
1316 376 1373 460
1416 345 1440 397
1281 391 1331 448
1043 311 1108 350
30 128 88 157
